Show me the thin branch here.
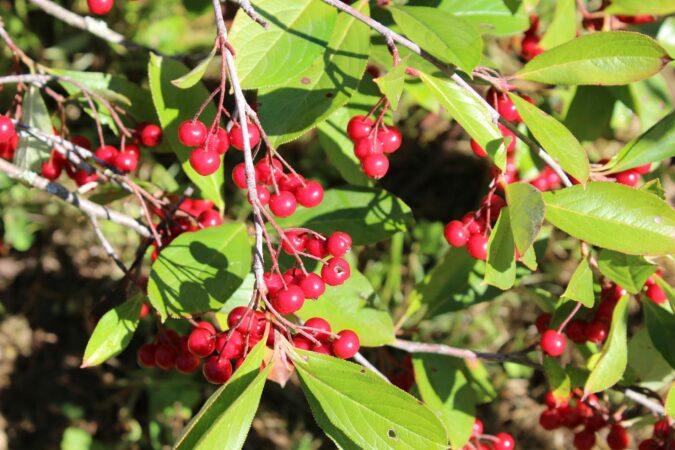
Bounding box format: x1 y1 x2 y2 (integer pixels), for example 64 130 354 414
0 157 151 238
226 0 269 29
89 216 130 274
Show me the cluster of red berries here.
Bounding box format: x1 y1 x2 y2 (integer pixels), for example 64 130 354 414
470 88 525 160
538 389 635 450
443 194 506 261
231 156 324 217
461 418 516 450
0 116 18 161
292 317 360 359
600 159 652 187
528 166 563 192
346 115 402 179
638 418 674 450
521 15 543 61
87 0 114 16
178 119 261 176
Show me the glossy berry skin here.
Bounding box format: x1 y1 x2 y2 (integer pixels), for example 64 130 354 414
326 232 352 257
634 163 652 175
539 409 562 430
304 317 332 341
584 321 608 343
354 137 383 160
216 331 244 360
332 330 360 359
362 154 389 179
607 425 630 450
232 163 249 189
466 234 488 260
178 120 207 147
95 145 119 164
470 139 488 158
299 273 326 299
269 191 297 218
202 356 233 384
281 231 306 255
653 419 670 439
377 126 402 153
321 257 350 286
73 169 98 186
279 173 305 193
496 93 520 123
137 343 157 367
154 344 177 370
204 127 230 154
306 237 329 259
499 123 517 153
540 330 566 357
347 115 374 141
256 158 283 184
196 321 216 335
273 285 305 315
565 319 587 343
253 184 270 206
229 121 261 150
198 209 222 228
293 336 312 350
87 0 114 15
646 283 666 304
295 180 324 208
138 123 162 147
189 148 221 176
0 117 15 143
114 151 139 173
175 353 201 374
188 327 216 357
493 432 515 450
444 220 469 247
41 161 62 180
615 170 639 187
574 429 596 450
638 439 663 450
313 343 333 355
472 418 484 437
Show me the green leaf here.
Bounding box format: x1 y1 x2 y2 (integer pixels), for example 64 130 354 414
171 45 217 89
667 383 675 419
543 183 675 256
563 86 616 141
294 350 449 450
485 207 516 290
228 0 337 89
317 109 373 186
147 223 251 320
389 6 483 73
257 2 370 147
405 247 504 322
543 357 571 403
597 250 656 294
420 72 505 170
517 32 671 86
174 340 269 450
81 293 143 367
628 328 673 384
15 86 52 171
606 0 675 15
297 269 394 347
148 54 224 209
275 186 413 245
520 243 538 271
374 57 408 111
412 354 475 449
509 93 590 184
640 179 666 199
654 276 675 311
539 0 576 49
561 256 595 308
506 183 545 255
643 300 675 369
603 112 675 174
409 0 530 36
584 294 629 394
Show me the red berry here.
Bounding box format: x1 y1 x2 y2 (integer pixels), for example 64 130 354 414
281 231 307 255
304 317 332 341
470 139 488 158
178 120 207 147
326 232 352 257
263 273 284 295
332 330 360 359
255 158 283 184
535 313 552 334
196 321 216 334
283 268 305 285
377 126 402 153
306 237 329 259
565 319 587 343
216 330 245 359
299 273 326 299
444 220 469 247
204 127 230 154
138 123 162 148
71 135 91 150
354 136 384 160
175 352 201 374
646 283 666 304
269 191 297 218
232 163 249 189
189 148 220 176
321 257 351 286
73 169 98 186
41 161 62 180
639 439 663 450
202 355 233 384
0 117 15 143
539 408 562 430
463 213 486 235
87 0 114 15
295 180 324 208
293 336 312 350
521 34 543 60
607 425 630 450
540 330 566 356
347 115 374 141
229 120 261 150
198 209 222 228
544 391 569 408
188 327 216 357
653 419 670 439
114 151 139 173
137 343 157 368
574 429 596 450
312 342 333 355
499 123 517 153
279 173 305 193
497 93 520 123
154 344 177 369
615 170 640 187
95 145 119 164
252 184 270 206
273 285 305 315
493 432 515 450
466 234 489 260
634 163 652 175
584 321 608 343
361 153 389 179
472 418 484 437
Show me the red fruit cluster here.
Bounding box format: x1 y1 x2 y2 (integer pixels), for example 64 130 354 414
231 157 324 217
538 390 633 450
601 160 651 187
638 419 674 450
39 135 95 186
0 116 19 161
644 272 667 304
137 328 203 375
521 15 543 61
444 194 506 261
346 115 402 179
87 0 114 16
293 319 360 359
529 166 563 192
470 89 529 159
461 418 516 450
